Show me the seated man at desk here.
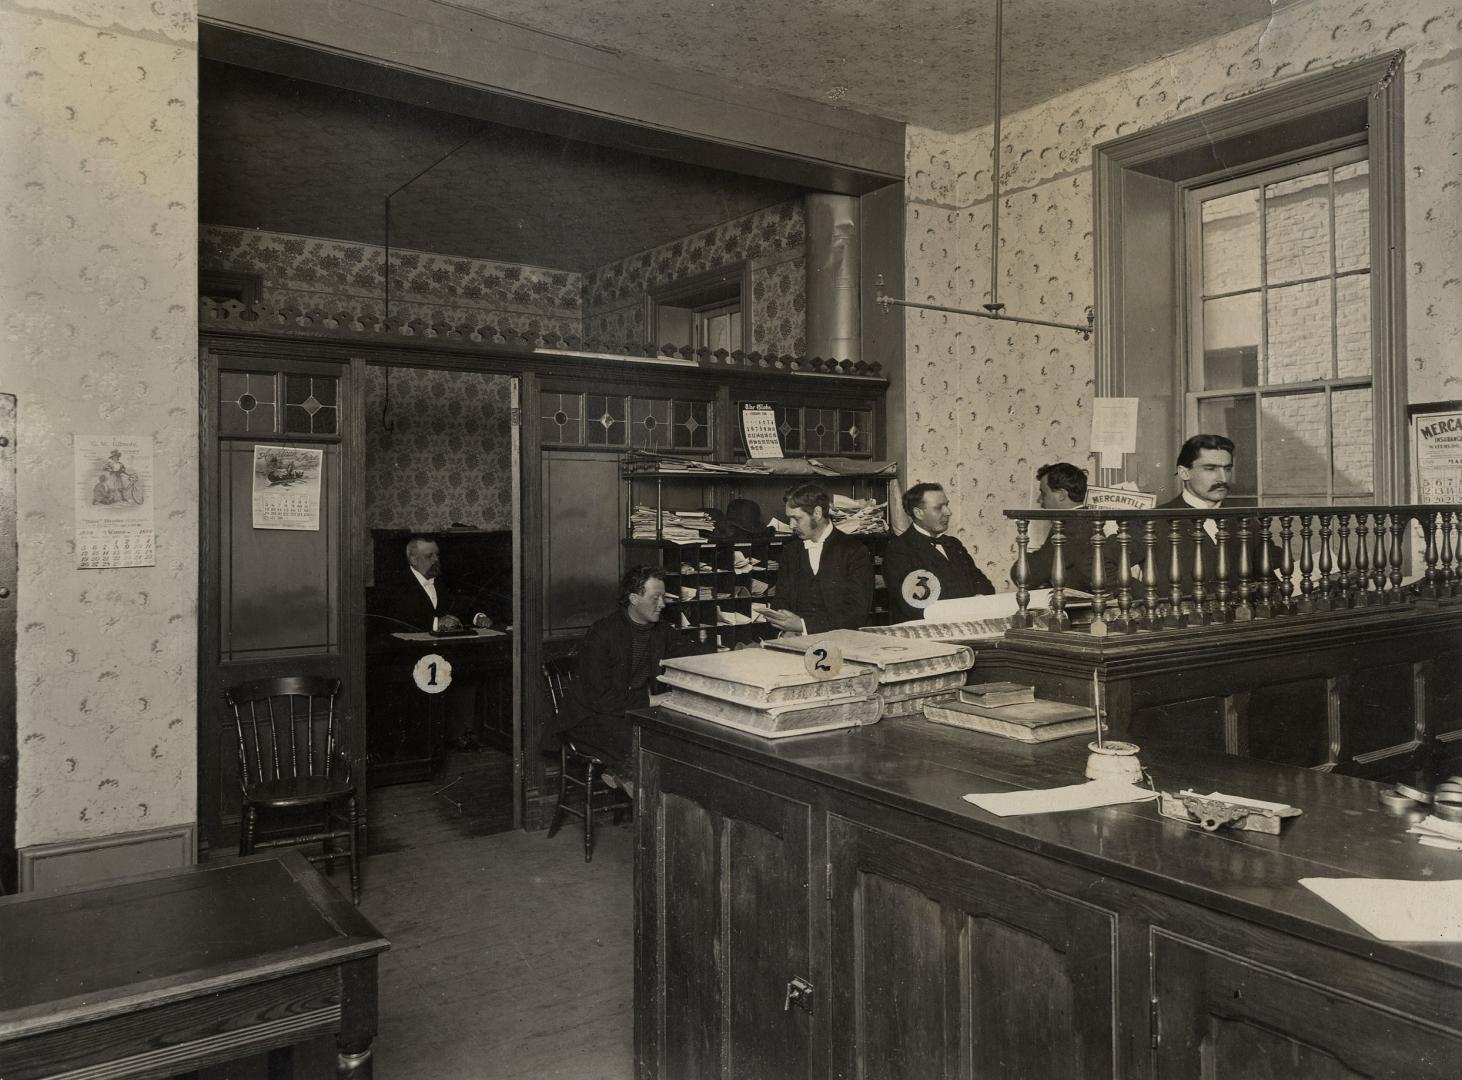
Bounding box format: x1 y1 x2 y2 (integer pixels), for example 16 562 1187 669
371 536 491 751
760 482 874 634
543 565 689 792
373 536 491 633
884 482 994 621
1013 463 1117 592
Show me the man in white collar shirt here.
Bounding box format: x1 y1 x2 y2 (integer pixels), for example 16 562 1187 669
1151 434 1283 595
760 482 873 635
884 482 994 622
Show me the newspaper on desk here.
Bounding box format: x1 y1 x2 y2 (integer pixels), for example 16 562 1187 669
1299 878 1462 942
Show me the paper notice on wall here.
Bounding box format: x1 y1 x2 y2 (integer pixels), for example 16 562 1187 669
252 444 324 530
741 403 783 458
74 434 156 569
1414 408 1462 503
1090 398 1139 469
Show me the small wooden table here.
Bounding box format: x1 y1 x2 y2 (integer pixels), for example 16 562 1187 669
0 852 389 1079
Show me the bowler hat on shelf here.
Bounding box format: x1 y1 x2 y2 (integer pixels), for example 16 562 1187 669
713 497 773 539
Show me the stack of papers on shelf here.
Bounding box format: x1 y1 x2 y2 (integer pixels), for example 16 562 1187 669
830 495 888 536
624 451 768 475
768 517 793 536
658 648 882 737
629 505 717 543
715 607 759 626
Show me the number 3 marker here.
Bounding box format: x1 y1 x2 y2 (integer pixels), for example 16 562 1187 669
900 569 943 609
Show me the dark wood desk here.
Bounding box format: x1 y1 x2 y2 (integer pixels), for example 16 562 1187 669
0 852 389 1079
367 628 512 783
634 706 1462 1079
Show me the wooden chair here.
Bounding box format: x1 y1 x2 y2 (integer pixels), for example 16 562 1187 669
542 655 631 862
225 676 361 903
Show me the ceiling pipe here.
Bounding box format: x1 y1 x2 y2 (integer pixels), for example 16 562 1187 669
875 0 1094 341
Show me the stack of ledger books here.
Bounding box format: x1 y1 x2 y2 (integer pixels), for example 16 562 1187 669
923 682 1096 743
764 630 975 717
657 648 881 738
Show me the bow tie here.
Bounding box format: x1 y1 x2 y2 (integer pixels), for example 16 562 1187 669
928 535 945 548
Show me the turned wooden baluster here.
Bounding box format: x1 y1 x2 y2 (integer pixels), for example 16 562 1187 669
1234 517 1254 621
1315 513 1334 612
1256 514 1275 619
1213 516 1231 622
1145 519 1163 630
1278 514 1295 614
1335 512 1353 608
1048 518 1070 631
1188 518 1208 627
1088 518 1110 636
1114 520 1133 633
1388 512 1406 603
1012 519 1033 629
1295 513 1315 614
1164 518 1183 629
1441 510 1457 597
1371 511 1388 603
1354 513 1372 606
1422 511 1440 600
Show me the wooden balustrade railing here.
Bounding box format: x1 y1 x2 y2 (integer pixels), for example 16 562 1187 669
1004 504 1462 634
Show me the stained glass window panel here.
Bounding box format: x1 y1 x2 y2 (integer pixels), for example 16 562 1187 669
219 371 277 435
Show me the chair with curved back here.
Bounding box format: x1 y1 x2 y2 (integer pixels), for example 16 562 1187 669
542 654 630 862
225 675 361 903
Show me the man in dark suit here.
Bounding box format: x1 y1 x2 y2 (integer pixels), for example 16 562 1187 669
884 482 994 622
760 482 875 634
1013 463 1117 593
541 565 688 788
1149 434 1284 598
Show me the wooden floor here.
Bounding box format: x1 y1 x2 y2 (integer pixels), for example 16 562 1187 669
369 746 517 853
202 786 635 1079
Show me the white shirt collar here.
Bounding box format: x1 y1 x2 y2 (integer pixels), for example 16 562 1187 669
1181 488 1221 510
912 523 943 540
410 566 437 591
804 522 833 546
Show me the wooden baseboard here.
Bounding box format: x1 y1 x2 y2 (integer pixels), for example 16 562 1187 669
18 823 197 894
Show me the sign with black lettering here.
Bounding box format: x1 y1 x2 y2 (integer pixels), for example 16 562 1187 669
803 640 843 680
741 403 783 459
412 653 453 694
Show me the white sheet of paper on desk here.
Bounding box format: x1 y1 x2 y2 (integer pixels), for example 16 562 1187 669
925 588 1090 622
962 781 1157 817
1299 878 1462 942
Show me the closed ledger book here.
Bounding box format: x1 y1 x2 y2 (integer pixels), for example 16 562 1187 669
658 688 882 738
960 682 1036 707
659 648 878 706
923 697 1096 743
765 629 974 683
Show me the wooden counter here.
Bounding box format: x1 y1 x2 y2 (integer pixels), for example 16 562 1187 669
632 706 1462 1079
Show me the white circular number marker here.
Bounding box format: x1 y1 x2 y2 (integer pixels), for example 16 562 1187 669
412 653 453 694
803 640 844 680
900 569 943 609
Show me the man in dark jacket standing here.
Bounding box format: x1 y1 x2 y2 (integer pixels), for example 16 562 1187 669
760 482 874 634
884 482 994 622
542 565 686 777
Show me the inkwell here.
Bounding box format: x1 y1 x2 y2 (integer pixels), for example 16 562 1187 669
1084 670 1142 784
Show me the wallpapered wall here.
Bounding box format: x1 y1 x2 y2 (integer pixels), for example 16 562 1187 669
362 366 514 532
200 225 583 339
202 198 811 355
904 0 1462 589
3 0 199 848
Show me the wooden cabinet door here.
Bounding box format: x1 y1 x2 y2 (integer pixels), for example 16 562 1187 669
827 816 1118 1079
636 751 814 1080
1152 931 1462 1078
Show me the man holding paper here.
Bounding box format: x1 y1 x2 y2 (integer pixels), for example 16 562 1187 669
758 482 874 634
883 482 994 622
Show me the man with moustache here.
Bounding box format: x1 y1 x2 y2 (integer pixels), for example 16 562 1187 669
759 482 874 634
884 482 994 622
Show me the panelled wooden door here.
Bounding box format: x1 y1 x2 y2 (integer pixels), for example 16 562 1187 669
827 816 1118 1079
637 751 815 1080
199 349 362 853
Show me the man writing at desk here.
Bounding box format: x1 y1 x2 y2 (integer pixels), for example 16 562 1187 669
759 482 874 634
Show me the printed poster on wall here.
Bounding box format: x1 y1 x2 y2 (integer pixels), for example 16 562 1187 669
1413 407 1462 504
1090 397 1139 470
252 444 324 531
74 434 156 569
